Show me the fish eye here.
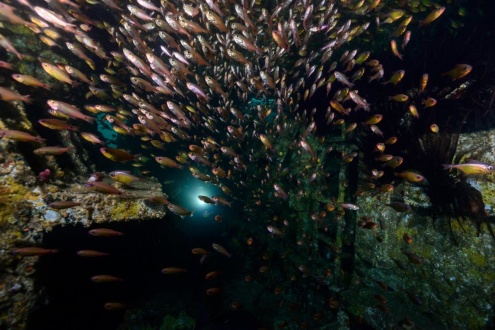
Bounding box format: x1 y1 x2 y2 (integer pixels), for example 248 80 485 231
489 166 494 170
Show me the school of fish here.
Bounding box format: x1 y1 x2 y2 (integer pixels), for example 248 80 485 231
0 0 484 327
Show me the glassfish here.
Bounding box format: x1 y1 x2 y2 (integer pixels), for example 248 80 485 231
89 228 124 236
13 247 58 256
109 170 141 185
161 267 187 274
0 86 31 103
442 161 494 175
419 6 445 28
212 243 231 258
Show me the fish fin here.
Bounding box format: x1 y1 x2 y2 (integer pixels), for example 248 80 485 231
84 116 95 124
442 164 453 170
23 95 32 104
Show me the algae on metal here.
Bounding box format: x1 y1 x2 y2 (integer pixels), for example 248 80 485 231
351 133 495 329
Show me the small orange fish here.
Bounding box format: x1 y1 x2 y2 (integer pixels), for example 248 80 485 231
358 221 378 229
384 137 397 145
81 132 105 145
442 64 472 81
76 250 110 257
12 73 51 90
429 124 439 133
0 129 45 143
403 233 413 244
191 248 208 255
374 294 387 304
371 169 384 178
155 156 183 169
375 280 389 291
167 202 193 217
104 302 126 310
259 265 270 273
419 6 445 28
88 228 124 236
38 119 79 131
384 156 403 169
402 30 411 49
419 74 428 93
376 154 393 162
212 243 231 257
369 125 383 136
47 201 80 209
422 98 437 108
345 122 357 133
378 184 394 193
91 275 124 282
402 250 424 264
34 146 75 156
363 114 383 125
100 147 138 162
206 287 221 295
13 247 58 256
389 94 408 102
206 271 220 280
408 105 419 118
267 225 284 236
394 171 424 183
0 60 13 70
231 301 243 310
85 182 123 195
0 86 31 103
259 134 273 150
390 40 403 60
161 267 187 274
329 100 349 115
382 70 404 85
375 143 385 152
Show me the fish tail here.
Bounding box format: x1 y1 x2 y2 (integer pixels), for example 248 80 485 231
84 116 95 124
442 164 453 170
23 95 32 104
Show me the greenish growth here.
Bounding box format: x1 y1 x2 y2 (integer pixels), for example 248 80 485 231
109 200 141 220
158 311 195 330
